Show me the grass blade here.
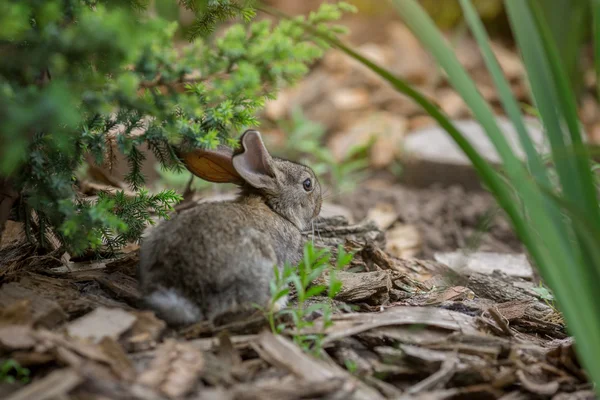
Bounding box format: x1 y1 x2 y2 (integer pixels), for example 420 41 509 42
594 0 600 100
458 0 548 185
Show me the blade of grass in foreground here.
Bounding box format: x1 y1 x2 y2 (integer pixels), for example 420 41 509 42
594 0 600 100
395 0 600 389
458 0 548 185
507 0 600 284
458 0 577 264
506 0 600 386
393 0 600 390
261 2 600 391
458 0 585 306
529 0 600 228
258 3 554 287
388 0 579 289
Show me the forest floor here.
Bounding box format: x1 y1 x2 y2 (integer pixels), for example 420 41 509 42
0 180 592 400
1 3 599 400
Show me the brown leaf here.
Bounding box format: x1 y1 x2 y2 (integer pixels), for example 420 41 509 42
137 339 205 399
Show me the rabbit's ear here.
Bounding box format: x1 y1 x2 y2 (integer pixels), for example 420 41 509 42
232 130 277 190
181 146 244 184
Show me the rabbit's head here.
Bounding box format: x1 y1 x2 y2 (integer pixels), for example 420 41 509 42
181 130 322 230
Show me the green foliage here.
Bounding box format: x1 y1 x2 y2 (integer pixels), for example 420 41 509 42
262 242 353 356
0 359 30 384
0 0 354 256
344 358 358 374
274 107 371 193
181 0 257 39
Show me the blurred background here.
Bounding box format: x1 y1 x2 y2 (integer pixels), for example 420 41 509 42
131 0 598 190
89 0 596 260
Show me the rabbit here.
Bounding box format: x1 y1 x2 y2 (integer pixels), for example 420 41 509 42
138 129 322 326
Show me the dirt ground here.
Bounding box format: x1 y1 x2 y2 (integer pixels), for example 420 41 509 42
0 2 598 400
0 176 589 400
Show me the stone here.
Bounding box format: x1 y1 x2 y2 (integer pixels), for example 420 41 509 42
400 117 549 190
434 251 533 279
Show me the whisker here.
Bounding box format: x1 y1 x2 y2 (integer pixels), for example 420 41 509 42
316 221 323 244
311 220 315 245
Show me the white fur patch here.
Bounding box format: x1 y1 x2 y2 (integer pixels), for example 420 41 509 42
145 288 202 325
272 294 289 312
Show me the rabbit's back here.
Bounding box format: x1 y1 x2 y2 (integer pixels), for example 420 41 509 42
138 197 303 325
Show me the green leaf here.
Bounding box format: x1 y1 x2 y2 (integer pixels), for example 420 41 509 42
305 285 327 298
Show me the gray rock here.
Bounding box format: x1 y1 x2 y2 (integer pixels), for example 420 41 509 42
401 117 548 190
434 251 533 279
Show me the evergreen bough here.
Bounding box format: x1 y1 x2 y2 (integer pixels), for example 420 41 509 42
0 0 356 257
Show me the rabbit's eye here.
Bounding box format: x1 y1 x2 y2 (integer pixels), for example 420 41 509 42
303 178 313 192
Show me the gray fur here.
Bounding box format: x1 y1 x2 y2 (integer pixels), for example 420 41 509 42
138 133 322 326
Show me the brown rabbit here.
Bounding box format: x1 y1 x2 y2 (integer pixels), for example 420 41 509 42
138 130 322 325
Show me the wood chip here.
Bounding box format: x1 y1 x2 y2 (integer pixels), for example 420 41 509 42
516 370 559 396
231 377 346 400
0 299 33 326
35 329 112 364
0 283 67 329
406 358 458 394
0 326 36 350
315 306 479 345
0 221 26 250
318 270 391 305
386 224 422 258
123 310 166 352
253 330 384 400
99 337 136 381
365 203 397 231
67 307 137 343
95 271 141 306
137 339 205 399
6 368 83 400
426 286 474 305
